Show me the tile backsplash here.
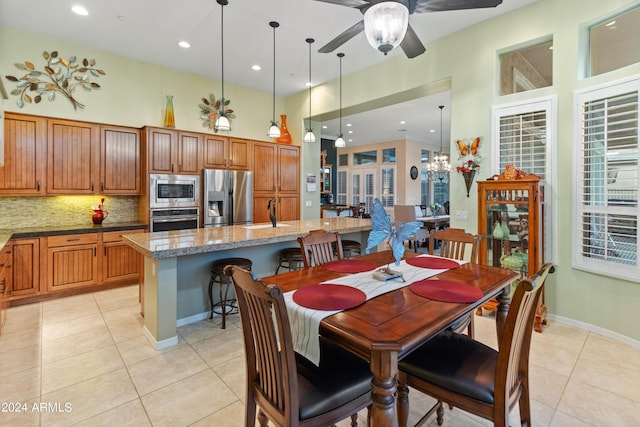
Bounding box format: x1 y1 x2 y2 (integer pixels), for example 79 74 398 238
0 196 139 229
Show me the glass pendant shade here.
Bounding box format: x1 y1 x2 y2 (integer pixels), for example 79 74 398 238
334 134 346 147
364 1 409 55
303 129 316 143
214 113 231 132
268 121 281 138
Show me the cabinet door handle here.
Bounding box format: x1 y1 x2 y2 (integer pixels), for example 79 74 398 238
94 248 96 257
171 164 175 172
230 159 233 167
91 182 94 191
104 247 107 256
37 180 40 191
101 182 104 192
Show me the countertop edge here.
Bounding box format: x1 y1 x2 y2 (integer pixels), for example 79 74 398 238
0 222 148 241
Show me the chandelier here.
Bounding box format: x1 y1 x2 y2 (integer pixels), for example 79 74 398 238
427 105 450 182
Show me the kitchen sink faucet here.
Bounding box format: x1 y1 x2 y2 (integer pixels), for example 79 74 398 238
267 199 276 227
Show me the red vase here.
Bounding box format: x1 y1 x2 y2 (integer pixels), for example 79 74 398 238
276 114 292 144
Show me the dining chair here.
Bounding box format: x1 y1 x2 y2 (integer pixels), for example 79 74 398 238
396 263 555 427
394 205 429 251
224 265 373 427
429 227 482 338
297 229 344 267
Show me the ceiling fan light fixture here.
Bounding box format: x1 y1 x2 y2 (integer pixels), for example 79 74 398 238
364 1 409 55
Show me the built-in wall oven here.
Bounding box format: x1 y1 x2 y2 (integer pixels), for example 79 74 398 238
150 174 200 209
150 208 200 232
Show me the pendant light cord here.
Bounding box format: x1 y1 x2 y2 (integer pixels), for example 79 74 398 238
271 22 278 124
307 38 314 130
439 105 444 157
338 52 344 136
220 1 225 108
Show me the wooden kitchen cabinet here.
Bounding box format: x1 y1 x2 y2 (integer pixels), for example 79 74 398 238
101 230 143 284
202 136 250 170
252 141 299 222
2 238 43 299
0 113 46 195
101 125 141 194
144 127 201 175
47 119 100 194
47 233 99 292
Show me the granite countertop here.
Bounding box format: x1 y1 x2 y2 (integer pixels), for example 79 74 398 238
124 217 372 259
0 222 148 250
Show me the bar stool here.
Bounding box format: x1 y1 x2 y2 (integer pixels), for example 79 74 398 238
209 257 252 329
341 240 361 259
275 247 304 274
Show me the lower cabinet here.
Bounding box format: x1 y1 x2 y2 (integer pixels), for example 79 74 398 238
47 234 99 292
3 238 43 299
101 230 143 284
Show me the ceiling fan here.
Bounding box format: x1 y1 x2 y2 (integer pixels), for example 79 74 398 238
315 0 503 58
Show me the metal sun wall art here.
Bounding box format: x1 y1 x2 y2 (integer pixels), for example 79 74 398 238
5 51 105 111
199 93 235 132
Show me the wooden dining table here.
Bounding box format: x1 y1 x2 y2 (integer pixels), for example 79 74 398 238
260 250 519 427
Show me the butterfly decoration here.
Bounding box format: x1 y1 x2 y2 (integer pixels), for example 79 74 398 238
456 137 481 158
365 198 423 266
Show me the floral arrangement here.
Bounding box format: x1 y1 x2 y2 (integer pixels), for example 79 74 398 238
429 202 442 213
456 158 481 175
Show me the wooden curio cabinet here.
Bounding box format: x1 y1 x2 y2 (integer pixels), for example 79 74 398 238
477 175 547 332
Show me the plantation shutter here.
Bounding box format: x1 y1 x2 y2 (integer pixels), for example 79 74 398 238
498 110 547 179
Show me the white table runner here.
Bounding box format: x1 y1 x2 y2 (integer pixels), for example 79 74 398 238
283 255 464 366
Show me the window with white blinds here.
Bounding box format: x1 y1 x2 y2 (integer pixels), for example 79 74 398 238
351 172 361 206
575 78 639 281
336 169 347 205
381 166 396 207
364 171 375 214
498 110 547 179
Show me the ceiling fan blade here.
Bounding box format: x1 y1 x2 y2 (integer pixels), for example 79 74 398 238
318 20 366 53
314 0 370 7
413 0 502 13
400 24 426 58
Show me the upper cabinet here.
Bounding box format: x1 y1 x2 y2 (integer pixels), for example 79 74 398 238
202 136 250 170
144 127 201 175
0 113 46 195
47 119 100 194
101 125 141 195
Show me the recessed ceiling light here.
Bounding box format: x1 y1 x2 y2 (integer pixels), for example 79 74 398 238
429 129 435 133
117 15 127 21
400 120 406 124
346 123 352 127
251 65 261 71
322 125 328 129
348 130 353 134
348 139 353 142
71 5 89 16
178 41 191 48
305 81 313 87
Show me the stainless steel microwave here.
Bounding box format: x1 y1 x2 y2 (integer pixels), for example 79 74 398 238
150 174 200 208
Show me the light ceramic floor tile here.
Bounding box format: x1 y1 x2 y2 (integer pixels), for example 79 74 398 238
39 367 138 427
191 327 245 368
101 308 145 343
3 302 42 331
41 311 107 341
557 377 640 426
0 328 41 354
211 354 247 401
0 343 41 376
176 316 230 345
0 366 40 403
127 344 209 396
116 334 188 366
42 299 101 325
141 370 238 427
93 285 140 313
581 332 640 373
549 410 595 427
189 400 246 427
529 363 570 409
73 398 151 427
42 292 97 312
41 324 113 365
571 352 640 405
528 320 588 377
41 344 124 394
0 397 41 427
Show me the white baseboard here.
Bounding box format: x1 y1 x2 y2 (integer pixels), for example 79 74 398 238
547 313 640 349
143 325 179 350
176 311 210 327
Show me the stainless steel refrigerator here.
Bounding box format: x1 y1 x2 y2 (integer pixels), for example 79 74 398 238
203 169 253 226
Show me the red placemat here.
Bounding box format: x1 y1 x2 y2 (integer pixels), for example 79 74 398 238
293 284 366 311
410 279 482 303
406 256 460 270
323 259 377 273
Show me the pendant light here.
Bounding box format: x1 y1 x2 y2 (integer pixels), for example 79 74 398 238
214 0 231 132
334 52 346 148
303 38 316 143
267 21 281 138
426 105 451 182
364 0 409 55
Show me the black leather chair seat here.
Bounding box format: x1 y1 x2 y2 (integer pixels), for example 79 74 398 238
398 331 497 404
295 337 373 420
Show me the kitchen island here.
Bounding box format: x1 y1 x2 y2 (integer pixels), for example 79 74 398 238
124 217 372 348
